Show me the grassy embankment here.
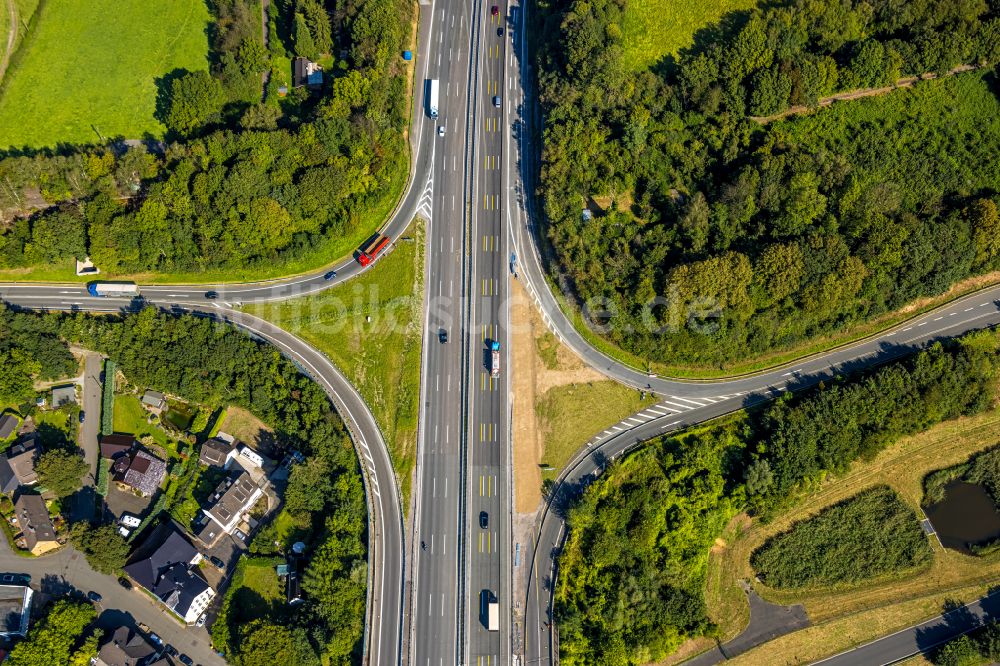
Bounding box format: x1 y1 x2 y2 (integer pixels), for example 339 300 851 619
244 220 424 509
707 407 1000 664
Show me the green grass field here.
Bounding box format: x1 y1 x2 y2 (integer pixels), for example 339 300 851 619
0 0 210 149
244 220 425 509
112 393 168 447
621 0 757 71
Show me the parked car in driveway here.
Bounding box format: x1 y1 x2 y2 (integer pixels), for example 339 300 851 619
178 654 194 665
87 590 102 603
117 576 132 589
196 613 207 628
208 555 225 569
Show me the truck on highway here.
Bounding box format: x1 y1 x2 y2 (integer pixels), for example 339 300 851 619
428 79 439 118
490 340 501 377
488 597 499 631
87 281 140 298
357 235 391 267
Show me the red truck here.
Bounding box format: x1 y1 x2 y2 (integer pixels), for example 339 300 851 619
357 235 390 267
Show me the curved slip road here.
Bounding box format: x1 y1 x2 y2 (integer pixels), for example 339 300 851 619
0 295 405 666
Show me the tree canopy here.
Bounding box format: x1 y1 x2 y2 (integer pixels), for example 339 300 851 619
6 599 95 666
36 449 88 498
533 0 1000 367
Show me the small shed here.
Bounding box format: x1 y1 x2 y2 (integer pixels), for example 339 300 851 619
141 390 166 412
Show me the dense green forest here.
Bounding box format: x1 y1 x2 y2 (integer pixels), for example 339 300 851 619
750 486 931 588
0 0 411 274
554 329 1000 665
0 308 75 406
534 0 1000 365
2 305 368 664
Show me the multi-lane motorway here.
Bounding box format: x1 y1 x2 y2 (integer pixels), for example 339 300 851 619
5 1 1000 665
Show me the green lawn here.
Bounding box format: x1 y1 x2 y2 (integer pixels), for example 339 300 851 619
0 0 210 149
621 0 757 71
244 220 424 509
112 393 168 447
536 380 657 480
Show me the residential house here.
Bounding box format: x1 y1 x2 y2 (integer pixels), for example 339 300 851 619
0 415 17 441
198 436 235 468
237 445 264 469
124 522 215 624
0 584 32 637
112 448 167 496
195 472 263 545
141 390 166 413
100 434 136 460
13 494 58 556
293 57 324 89
0 435 40 494
95 625 158 666
50 385 77 407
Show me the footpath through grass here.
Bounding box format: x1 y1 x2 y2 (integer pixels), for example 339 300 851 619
0 0 210 149
244 220 424 509
704 406 1000 658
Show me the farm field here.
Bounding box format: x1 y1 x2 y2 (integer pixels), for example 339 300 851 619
621 0 757 71
0 0 210 149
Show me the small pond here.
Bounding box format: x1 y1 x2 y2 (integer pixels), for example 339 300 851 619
162 401 195 431
925 481 1000 554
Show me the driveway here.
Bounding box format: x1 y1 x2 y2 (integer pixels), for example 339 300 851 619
68 353 103 523
0 539 225 665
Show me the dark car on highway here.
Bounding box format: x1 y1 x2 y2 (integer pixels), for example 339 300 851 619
439 329 448 344
324 270 337 280
205 291 218 299
479 511 489 529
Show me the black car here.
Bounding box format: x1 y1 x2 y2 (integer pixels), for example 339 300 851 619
205 291 218 299
178 654 194 666
87 590 102 603
117 576 132 590
479 511 489 529
209 555 226 569
324 270 337 280
79 411 85 423
0 574 29 585
439 329 448 344
497 27 504 36
163 645 179 657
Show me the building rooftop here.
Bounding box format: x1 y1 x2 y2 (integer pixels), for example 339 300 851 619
198 437 234 467
0 415 16 441
51 385 77 407
100 434 136 460
0 585 32 636
124 523 212 622
13 494 56 552
205 472 261 531
96 625 157 666
112 448 166 496
0 435 40 492
141 390 165 409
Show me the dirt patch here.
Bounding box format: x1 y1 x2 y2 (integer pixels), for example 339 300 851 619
511 280 544 515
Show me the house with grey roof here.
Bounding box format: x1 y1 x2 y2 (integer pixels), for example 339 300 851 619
50 385 77 407
95 625 159 666
198 436 235 467
112 448 166 496
0 415 17 441
13 494 58 556
124 522 215 624
0 435 40 494
0 584 32 637
196 471 263 545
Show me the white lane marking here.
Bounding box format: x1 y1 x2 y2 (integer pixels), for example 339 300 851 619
447 375 451 392
917 322 927 326
669 395 708 407
902 327 912 332
445 425 449 443
660 421 681 430
625 418 644 425
611 426 623 432
444 477 448 498
949 312 957 316
934 316 943 321
433 477 436 498
638 411 660 418
965 307 973 312
660 399 695 411
437 52 441 67
436 375 439 391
